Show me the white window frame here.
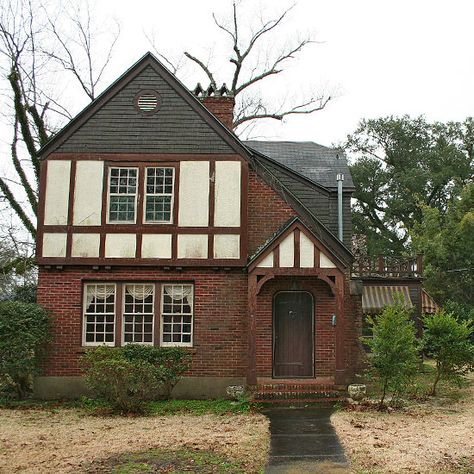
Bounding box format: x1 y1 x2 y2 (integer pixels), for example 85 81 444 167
122 283 155 345
83 283 117 347
160 284 194 347
144 167 175 224
106 167 139 224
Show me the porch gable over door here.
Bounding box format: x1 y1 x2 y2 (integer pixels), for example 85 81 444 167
248 218 342 272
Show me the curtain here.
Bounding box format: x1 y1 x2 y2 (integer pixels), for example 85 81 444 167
164 284 192 303
126 284 154 301
86 284 115 307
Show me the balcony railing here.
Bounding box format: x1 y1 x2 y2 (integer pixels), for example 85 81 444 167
352 255 423 279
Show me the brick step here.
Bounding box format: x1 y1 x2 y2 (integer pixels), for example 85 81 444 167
254 397 344 405
251 384 347 402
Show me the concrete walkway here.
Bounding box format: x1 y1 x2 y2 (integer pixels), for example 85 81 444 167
263 404 348 473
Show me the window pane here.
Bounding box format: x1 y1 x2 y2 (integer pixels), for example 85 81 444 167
108 168 137 222
84 284 115 346
145 167 174 223
161 284 193 346
123 284 154 345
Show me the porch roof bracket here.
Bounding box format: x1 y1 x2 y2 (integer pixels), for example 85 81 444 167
251 268 337 296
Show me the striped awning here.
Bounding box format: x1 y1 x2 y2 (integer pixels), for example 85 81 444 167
362 285 413 314
422 290 439 314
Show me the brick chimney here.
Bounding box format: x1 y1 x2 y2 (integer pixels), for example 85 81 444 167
193 83 235 130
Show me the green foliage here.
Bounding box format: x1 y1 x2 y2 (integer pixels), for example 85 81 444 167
148 398 250 416
346 116 473 255
412 184 474 307
364 297 420 406
422 310 474 395
82 345 191 413
0 301 50 399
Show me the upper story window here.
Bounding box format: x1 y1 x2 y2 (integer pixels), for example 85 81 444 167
108 167 138 223
145 167 174 223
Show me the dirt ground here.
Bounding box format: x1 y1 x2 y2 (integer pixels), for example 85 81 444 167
332 383 474 474
0 410 269 473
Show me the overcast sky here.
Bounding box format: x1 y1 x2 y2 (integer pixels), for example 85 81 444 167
86 0 474 147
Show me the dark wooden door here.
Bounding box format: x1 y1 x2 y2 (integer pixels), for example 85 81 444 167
273 291 313 377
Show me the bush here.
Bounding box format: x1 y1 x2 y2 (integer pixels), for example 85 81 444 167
365 298 420 407
423 310 474 395
0 301 50 399
82 345 191 413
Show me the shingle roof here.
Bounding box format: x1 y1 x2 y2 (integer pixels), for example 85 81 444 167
244 140 354 189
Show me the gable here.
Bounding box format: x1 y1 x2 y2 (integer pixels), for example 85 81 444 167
54 65 233 154
248 218 342 272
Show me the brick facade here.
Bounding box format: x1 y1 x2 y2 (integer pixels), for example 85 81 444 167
37 171 363 387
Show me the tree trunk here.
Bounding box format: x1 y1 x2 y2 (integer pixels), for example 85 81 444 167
379 377 388 408
431 364 442 396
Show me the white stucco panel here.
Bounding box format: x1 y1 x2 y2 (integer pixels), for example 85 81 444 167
177 234 208 259
71 233 100 258
141 234 172 259
214 161 241 227
320 251 337 268
300 232 315 268
257 253 274 268
73 161 104 226
42 233 67 257
178 161 209 227
44 160 71 225
105 234 136 258
279 232 295 267
214 234 240 259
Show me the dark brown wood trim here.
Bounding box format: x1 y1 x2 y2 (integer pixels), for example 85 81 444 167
99 166 109 258
154 283 162 347
49 153 244 162
37 256 247 267
273 247 280 268
314 246 321 268
115 283 124 347
136 165 145 259
173 163 180 227
65 160 77 258
208 159 215 258
240 161 249 261
294 228 300 268
43 225 243 234
35 161 48 260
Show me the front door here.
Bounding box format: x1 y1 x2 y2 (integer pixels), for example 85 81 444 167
273 291 313 377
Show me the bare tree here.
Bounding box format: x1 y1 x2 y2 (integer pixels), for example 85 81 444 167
170 1 331 132
0 0 120 244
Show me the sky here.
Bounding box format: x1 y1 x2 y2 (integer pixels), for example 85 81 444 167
84 0 474 147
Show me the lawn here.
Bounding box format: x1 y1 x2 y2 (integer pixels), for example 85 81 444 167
332 367 474 474
0 400 269 474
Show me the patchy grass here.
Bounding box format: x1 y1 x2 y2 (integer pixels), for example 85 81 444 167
0 397 251 416
84 448 247 473
333 372 474 473
0 408 269 473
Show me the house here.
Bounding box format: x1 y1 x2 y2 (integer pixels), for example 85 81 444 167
34 53 364 399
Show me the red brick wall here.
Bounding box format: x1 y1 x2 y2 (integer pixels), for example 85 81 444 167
38 267 248 377
255 277 337 379
247 171 297 256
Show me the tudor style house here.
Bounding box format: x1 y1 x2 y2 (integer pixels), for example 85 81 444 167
35 53 363 399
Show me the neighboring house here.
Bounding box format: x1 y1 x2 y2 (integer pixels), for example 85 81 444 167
35 53 364 399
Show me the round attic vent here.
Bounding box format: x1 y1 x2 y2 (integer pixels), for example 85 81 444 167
135 90 161 114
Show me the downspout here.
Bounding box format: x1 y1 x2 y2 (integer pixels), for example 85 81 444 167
336 173 344 241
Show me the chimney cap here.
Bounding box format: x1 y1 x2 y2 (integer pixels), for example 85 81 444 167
192 82 233 98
